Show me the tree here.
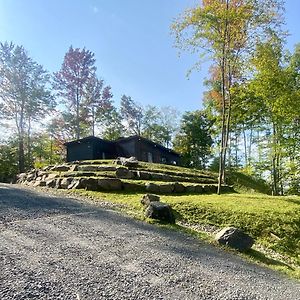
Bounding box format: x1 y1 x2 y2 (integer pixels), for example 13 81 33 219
120 95 143 136
172 0 285 194
101 107 125 140
83 76 113 136
0 138 18 182
54 46 97 139
142 105 180 147
30 132 64 168
248 38 300 194
0 42 54 172
173 110 214 168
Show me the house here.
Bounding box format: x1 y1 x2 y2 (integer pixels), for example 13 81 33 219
65 135 180 165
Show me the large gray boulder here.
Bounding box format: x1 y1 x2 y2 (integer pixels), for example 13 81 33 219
203 185 217 194
159 183 174 194
174 182 185 193
145 183 160 193
115 167 134 179
98 178 122 191
215 227 254 251
136 171 151 180
141 194 160 206
115 157 139 168
46 178 57 188
145 201 175 223
79 178 98 190
122 182 143 192
60 177 73 189
17 173 27 183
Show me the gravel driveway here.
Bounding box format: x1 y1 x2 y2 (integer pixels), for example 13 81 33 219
0 183 299 300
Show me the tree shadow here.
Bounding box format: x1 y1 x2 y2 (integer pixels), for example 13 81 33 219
247 249 294 270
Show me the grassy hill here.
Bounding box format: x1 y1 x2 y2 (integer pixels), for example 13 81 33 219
18 159 300 279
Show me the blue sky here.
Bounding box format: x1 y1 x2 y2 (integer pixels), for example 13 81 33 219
0 0 299 113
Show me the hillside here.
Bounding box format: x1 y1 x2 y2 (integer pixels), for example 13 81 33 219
16 159 300 279
17 159 233 194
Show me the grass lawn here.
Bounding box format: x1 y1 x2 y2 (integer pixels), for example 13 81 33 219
69 189 300 279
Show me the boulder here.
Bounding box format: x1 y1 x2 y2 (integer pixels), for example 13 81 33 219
203 185 217 194
115 157 139 168
98 178 122 191
159 184 174 194
146 183 160 193
46 179 57 188
77 165 100 172
69 164 78 172
221 185 234 193
215 227 254 251
45 173 59 181
145 201 175 223
55 178 63 189
80 178 98 190
136 171 151 180
17 173 27 183
60 177 73 189
26 173 35 182
32 181 40 187
194 185 204 194
141 194 160 206
186 185 196 193
68 179 83 189
122 182 144 192
50 165 70 172
174 182 185 193
151 173 164 180
115 167 134 179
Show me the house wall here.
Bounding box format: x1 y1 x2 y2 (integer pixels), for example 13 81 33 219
67 142 94 162
66 136 180 165
116 140 137 158
93 140 116 159
118 138 180 165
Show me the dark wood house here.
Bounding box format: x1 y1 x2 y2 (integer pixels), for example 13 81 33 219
65 135 180 165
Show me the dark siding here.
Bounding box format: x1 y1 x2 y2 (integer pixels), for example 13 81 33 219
116 140 137 158
67 142 94 162
66 136 180 165
117 137 180 165
93 140 116 159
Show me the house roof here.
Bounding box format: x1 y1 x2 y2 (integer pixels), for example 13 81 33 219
64 136 113 146
115 135 180 156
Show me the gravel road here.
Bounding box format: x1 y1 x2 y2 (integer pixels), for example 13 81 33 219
0 183 299 300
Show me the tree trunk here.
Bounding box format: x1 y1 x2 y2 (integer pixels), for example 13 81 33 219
243 124 248 166
217 2 229 195
272 122 279 195
76 88 80 140
248 127 253 166
18 136 25 173
27 116 32 168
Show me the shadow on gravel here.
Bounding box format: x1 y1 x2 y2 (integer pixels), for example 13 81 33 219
0 184 294 281
247 249 295 270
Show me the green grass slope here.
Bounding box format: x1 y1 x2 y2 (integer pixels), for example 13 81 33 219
22 160 300 278
71 189 300 279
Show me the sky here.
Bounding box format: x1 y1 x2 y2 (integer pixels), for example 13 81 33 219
0 0 300 113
